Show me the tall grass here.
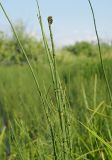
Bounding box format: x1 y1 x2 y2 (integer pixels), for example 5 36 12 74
87 0 112 105
35 1 72 159
0 1 112 160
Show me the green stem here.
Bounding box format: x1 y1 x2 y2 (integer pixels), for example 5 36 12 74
0 3 57 159
48 22 67 160
87 0 112 105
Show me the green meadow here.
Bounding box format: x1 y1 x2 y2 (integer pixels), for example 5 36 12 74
0 1 112 159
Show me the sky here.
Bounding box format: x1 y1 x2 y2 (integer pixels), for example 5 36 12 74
0 0 112 47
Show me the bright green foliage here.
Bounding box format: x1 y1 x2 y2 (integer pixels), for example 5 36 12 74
0 22 112 160
64 41 112 57
0 1 112 159
0 22 45 64
0 58 112 159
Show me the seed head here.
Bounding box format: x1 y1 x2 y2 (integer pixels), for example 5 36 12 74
48 16 53 25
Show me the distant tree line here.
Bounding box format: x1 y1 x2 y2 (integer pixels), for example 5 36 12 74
0 22 112 65
63 41 112 57
0 22 45 65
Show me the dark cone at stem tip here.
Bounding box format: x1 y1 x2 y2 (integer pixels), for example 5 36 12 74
48 16 53 24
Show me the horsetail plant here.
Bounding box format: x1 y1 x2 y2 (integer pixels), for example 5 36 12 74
0 2 58 160
35 1 72 158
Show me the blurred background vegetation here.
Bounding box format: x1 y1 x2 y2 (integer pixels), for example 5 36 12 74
0 22 112 159
1 22 112 109
0 22 112 65
0 22 46 65
0 21 112 110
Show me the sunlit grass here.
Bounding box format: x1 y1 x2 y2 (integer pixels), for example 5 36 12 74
0 0 112 159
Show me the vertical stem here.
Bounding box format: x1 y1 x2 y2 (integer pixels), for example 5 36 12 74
0 2 57 159
87 0 112 105
48 20 67 160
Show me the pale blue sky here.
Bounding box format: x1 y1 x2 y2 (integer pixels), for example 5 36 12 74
0 0 112 46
